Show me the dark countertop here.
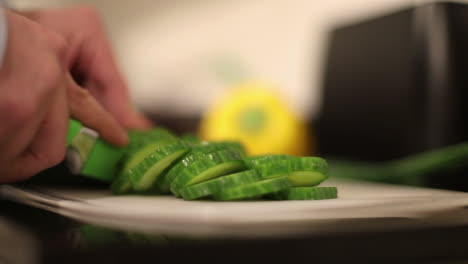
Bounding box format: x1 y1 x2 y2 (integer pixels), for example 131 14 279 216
2 198 468 264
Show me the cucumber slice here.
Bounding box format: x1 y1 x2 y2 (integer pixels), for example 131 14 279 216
268 187 338 200
158 145 252 193
111 173 133 195
171 161 246 196
179 170 261 200
157 143 244 194
170 150 246 195
180 134 202 145
166 148 244 185
287 171 328 187
121 138 177 172
213 177 291 201
126 129 176 152
146 127 177 138
191 141 247 156
244 154 293 168
256 156 327 176
157 154 198 194
130 127 176 142
126 142 190 192
252 157 328 187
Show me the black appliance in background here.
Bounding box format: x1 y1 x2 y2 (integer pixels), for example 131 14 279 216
316 2 467 189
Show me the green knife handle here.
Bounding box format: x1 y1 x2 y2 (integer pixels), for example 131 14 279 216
66 119 125 183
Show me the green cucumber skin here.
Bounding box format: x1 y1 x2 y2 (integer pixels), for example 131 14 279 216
136 149 188 192
255 157 328 179
112 127 336 201
179 170 261 200
191 141 247 156
125 142 190 192
180 134 202 145
268 187 338 200
163 142 247 189
213 177 291 201
163 151 210 188
170 150 246 192
171 160 246 196
125 129 177 157
120 129 179 170
244 154 293 168
111 173 133 195
122 140 176 172
129 127 177 143
163 150 229 194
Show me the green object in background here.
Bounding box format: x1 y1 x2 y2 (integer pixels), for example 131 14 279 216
78 224 200 248
267 186 338 200
79 225 124 247
66 119 126 183
329 142 468 186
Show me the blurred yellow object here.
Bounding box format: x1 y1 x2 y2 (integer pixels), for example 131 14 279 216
199 82 314 156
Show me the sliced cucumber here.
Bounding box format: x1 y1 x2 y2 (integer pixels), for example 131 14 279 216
244 154 293 168
171 161 246 196
146 127 177 139
287 171 328 187
170 150 246 195
268 186 338 200
179 170 261 200
256 156 327 175
250 157 328 187
111 173 133 195
162 141 249 189
213 177 291 201
191 141 247 156
129 127 176 142
180 134 202 145
159 152 211 194
158 143 244 193
126 142 190 192
126 129 176 152
121 138 177 172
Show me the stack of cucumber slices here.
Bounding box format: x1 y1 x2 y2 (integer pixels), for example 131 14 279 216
111 128 337 201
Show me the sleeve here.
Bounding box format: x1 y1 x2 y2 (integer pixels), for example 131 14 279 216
0 8 7 67
0 0 9 68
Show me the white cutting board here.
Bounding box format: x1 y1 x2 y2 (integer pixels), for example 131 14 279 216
2 179 468 237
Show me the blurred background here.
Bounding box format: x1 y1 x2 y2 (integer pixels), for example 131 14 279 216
13 0 412 119
12 0 468 189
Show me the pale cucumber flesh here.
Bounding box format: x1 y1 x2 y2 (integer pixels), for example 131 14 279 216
185 160 246 186
124 143 165 171
287 171 327 187
134 150 187 191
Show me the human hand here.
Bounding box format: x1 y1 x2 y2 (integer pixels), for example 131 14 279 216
0 10 127 183
21 6 153 130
